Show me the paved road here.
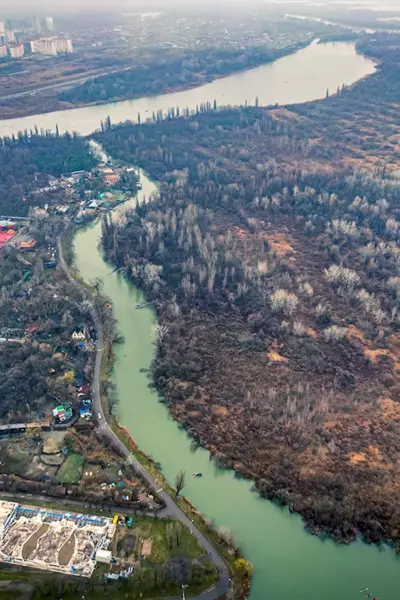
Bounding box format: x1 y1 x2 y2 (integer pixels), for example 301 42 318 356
0 66 134 101
57 237 230 600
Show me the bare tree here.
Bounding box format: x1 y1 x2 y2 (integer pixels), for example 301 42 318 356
174 470 186 497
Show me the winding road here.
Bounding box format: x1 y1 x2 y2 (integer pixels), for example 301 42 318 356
57 236 231 600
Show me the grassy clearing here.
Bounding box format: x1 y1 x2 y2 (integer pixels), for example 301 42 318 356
56 453 84 484
0 440 32 476
117 517 204 563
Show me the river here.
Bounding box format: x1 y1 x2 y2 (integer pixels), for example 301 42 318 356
4 41 399 599
0 41 375 137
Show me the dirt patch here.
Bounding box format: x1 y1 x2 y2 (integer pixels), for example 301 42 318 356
41 453 65 467
347 325 368 346
349 452 367 465
22 524 49 560
42 432 65 454
267 350 287 363
26 455 57 478
266 233 295 257
213 406 228 416
141 539 152 557
58 532 76 566
364 348 391 363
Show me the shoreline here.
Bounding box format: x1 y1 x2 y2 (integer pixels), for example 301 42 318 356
0 39 324 123
66 219 253 599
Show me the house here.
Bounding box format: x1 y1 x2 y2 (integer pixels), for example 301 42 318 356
52 403 73 423
72 331 85 341
104 172 121 186
19 239 36 250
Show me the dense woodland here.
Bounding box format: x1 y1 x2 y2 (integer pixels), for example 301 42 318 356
60 43 308 105
100 34 400 546
0 132 95 216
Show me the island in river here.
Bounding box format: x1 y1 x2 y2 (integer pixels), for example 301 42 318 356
99 32 400 549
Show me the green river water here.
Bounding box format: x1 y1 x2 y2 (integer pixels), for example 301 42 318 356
1 39 397 599
74 173 400 600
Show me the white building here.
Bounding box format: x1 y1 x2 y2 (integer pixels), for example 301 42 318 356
30 37 73 56
55 38 73 53
5 31 15 43
30 38 57 56
0 22 4 35
9 44 24 58
0 45 7 58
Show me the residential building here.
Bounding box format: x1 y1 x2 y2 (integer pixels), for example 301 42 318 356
30 38 57 56
0 22 4 35
55 38 73 53
5 30 15 43
9 44 24 58
0 45 7 58
32 16 42 34
104 172 121 186
30 37 73 56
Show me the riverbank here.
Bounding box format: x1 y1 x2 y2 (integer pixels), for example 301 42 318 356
60 226 252 599
0 41 311 122
0 40 375 138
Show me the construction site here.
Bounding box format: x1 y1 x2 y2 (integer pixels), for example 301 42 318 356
0 501 116 577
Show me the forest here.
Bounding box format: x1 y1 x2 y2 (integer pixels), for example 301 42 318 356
59 43 307 105
0 132 95 216
99 33 400 546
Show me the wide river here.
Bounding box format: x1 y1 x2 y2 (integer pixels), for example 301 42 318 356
4 41 399 599
0 41 375 136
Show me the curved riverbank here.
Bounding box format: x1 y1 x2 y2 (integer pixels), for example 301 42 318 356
0 41 375 138
73 170 400 600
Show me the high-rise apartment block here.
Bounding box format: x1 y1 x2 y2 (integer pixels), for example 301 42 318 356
0 22 5 35
30 38 56 55
9 44 24 58
55 38 73 53
32 16 42 34
0 45 7 58
30 37 73 56
43 17 54 32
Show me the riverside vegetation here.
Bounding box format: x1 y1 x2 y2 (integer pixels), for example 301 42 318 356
100 33 400 548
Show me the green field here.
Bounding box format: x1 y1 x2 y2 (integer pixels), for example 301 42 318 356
122 517 204 563
56 453 84 484
0 440 32 476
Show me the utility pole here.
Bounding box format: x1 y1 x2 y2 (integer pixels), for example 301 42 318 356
182 584 187 600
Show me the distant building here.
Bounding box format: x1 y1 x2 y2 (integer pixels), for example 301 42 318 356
55 38 73 53
5 30 15 43
30 37 73 56
32 16 42 34
43 16 54 32
30 38 57 56
104 172 121 186
0 22 4 35
0 45 7 58
9 44 24 58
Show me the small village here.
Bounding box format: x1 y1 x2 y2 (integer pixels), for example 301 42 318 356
0 157 141 254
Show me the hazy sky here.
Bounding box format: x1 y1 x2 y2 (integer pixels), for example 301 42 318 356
1 0 400 15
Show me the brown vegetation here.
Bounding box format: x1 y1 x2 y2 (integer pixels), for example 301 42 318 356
98 34 400 546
